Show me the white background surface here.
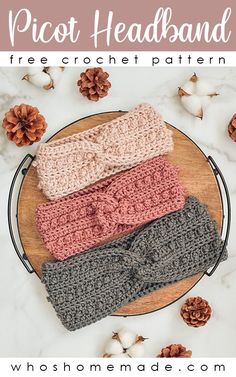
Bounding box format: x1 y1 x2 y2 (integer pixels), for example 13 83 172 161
0 67 235 357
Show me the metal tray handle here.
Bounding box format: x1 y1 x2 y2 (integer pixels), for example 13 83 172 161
205 156 231 277
8 154 35 273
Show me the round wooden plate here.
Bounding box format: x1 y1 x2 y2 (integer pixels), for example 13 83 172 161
18 111 223 316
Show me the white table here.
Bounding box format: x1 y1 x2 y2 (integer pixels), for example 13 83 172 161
0 66 235 357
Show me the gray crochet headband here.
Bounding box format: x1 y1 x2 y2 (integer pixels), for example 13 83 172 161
42 197 226 331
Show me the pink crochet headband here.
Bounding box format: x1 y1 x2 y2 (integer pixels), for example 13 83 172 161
36 156 185 261
33 103 173 200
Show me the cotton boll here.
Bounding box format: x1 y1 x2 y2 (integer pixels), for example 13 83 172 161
104 339 124 355
46 67 64 88
127 343 145 358
22 66 64 90
23 71 53 90
178 73 219 119
181 94 203 119
117 328 137 349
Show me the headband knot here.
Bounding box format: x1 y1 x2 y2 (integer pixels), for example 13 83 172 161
36 156 185 260
42 197 227 331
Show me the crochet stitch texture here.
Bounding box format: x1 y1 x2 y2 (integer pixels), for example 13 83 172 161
42 197 226 331
33 103 173 200
36 156 185 260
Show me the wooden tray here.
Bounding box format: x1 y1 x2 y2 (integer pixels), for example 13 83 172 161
18 111 223 316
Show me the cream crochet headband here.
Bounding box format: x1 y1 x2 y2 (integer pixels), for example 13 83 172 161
33 103 173 200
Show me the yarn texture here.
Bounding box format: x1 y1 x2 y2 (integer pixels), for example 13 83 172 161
36 156 185 260
33 103 173 200
41 197 226 331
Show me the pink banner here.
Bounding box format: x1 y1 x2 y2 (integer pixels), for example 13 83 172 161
0 0 234 51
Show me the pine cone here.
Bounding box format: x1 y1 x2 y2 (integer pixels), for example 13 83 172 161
228 114 236 142
2 104 47 147
158 344 192 358
77 67 111 101
180 296 212 327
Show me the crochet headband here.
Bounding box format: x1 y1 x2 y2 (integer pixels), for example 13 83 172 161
33 103 173 200
36 156 185 260
42 197 226 331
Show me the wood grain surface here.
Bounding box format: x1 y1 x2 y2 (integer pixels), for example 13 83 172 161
17 111 223 316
